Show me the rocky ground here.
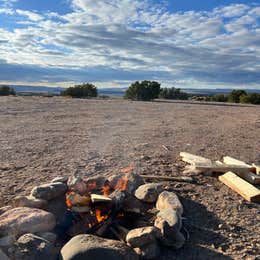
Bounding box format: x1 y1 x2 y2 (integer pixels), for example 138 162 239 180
0 96 259 259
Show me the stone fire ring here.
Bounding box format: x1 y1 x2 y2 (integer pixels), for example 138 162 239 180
0 171 185 260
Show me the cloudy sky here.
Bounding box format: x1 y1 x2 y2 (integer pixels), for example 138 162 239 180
0 0 259 89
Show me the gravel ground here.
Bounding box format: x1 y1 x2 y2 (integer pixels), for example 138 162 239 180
0 96 259 259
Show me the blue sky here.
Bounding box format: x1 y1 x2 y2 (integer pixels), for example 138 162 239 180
0 0 260 89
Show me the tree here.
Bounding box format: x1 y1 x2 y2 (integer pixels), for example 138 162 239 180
159 87 188 100
228 90 247 103
210 94 228 102
0 85 16 96
61 83 97 98
124 81 161 101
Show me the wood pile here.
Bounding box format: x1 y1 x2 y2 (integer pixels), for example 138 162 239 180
180 152 260 203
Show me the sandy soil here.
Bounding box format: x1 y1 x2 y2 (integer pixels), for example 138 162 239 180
0 96 259 259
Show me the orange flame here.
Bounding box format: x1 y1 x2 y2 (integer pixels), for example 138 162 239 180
115 175 128 191
102 182 111 196
95 209 109 223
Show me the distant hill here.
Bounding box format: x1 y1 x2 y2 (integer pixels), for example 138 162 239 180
8 85 260 96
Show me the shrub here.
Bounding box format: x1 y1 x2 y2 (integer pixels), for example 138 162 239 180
159 87 189 100
228 90 247 103
0 85 16 96
61 83 97 98
124 80 161 101
210 94 228 102
240 93 260 104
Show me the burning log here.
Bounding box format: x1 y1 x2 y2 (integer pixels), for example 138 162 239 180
71 206 91 213
91 194 112 203
66 192 91 207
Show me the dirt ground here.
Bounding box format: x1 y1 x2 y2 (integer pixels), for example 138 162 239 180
0 96 259 259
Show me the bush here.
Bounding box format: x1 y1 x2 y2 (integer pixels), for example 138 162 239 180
0 85 16 96
61 83 97 98
124 80 161 101
240 93 260 104
228 90 247 103
159 87 188 100
210 94 228 102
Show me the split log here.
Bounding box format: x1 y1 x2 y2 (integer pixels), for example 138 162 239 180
219 171 260 203
252 164 260 176
140 175 194 183
223 156 250 166
71 206 91 213
91 194 112 203
180 152 211 164
66 192 91 206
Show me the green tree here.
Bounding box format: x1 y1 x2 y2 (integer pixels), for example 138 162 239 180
124 81 161 101
61 83 97 98
0 85 16 96
159 87 188 100
240 93 260 104
210 94 228 102
228 90 247 103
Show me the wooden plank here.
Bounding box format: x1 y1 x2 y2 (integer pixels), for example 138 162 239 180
252 164 260 176
91 194 112 203
194 162 253 175
180 152 211 164
223 156 260 184
223 156 251 166
219 171 260 202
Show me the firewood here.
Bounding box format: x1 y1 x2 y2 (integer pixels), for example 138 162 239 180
66 192 91 206
91 194 112 203
95 217 113 236
71 206 91 213
252 164 260 176
223 156 251 167
140 175 194 183
180 152 212 164
219 171 260 203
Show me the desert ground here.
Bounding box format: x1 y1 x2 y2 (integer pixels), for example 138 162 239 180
0 96 259 259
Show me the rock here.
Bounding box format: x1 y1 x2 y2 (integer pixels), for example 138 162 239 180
0 207 56 237
13 195 47 209
0 235 15 247
0 206 12 215
60 234 139 260
154 208 184 249
31 182 67 201
126 226 161 248
108 172 144 195
51 176 68 183
160 230 185 249
123 193 146 214
36 232 57 244
156 191 183 216
0 249 10 260
83 176 106 193
134 242 160 259
135 183 163 203
14 233 58 260
154 208 182 237
67 175 87 195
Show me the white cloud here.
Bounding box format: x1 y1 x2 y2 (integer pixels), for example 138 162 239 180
0 1 259 88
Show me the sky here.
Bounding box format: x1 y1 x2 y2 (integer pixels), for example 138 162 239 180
0 0 260 89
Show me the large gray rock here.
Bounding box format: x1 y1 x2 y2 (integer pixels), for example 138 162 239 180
154 208 184 249
0 235 15 247
156 191 183 216
14 233 58 260
60 234 139 260
126 226 161 248
0 249 10 260
108 172 144 195
0 207 56 237
135 183 163 203
31 182 67 201
13 196 47 209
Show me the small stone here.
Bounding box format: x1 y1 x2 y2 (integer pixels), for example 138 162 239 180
134 242 160 259
51 176 68 183
156 191 183 216
0 249 10 260
13 195 47 209
36 232 57 244
0 207 56 237
60 234 139 260
135 183 163 203
154 208 182 237
0 235 15 247
126 226 161 248
31 182 67 200
14 233 58 260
